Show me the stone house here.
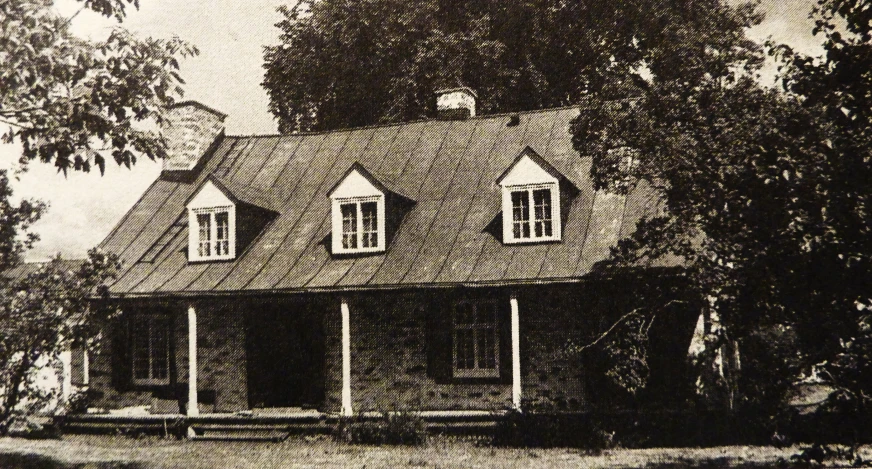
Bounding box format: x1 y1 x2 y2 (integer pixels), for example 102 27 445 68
83 89 698 420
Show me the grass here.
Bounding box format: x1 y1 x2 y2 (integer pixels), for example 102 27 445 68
0 435 804 468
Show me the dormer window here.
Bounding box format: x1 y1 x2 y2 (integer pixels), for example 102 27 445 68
338 198 381 251
184 176 279 263
192 206 234 259
329 163 414 255
498 147 569 244
510 185 555 240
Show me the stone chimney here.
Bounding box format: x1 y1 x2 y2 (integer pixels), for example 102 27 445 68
435 87 477 119
162 101 226 171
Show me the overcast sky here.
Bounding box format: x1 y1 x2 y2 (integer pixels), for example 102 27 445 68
0 0 825 261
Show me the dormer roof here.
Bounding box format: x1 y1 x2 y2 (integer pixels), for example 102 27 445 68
186 175 281 212
328 162 414 201
497 146 575 189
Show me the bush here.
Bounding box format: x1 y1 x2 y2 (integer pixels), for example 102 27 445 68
7 418 62 440
333 411 427 445
491 410 616 450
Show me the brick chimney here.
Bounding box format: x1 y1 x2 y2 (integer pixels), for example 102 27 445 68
435 87 477 119
162 101 226 171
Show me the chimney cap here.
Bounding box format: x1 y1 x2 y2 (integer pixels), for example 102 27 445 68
434 87 478 99
169 100 228 120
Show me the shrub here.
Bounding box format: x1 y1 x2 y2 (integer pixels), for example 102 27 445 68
491 410 616 450
333 411 427 445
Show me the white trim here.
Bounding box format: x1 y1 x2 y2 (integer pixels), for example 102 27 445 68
452 299 500 379
341 300 353 416
187 305 199 417
501 182 561 244
60 350 72 404
510 295 521 410
331 196 386 254
188 205 236 262
83 350 89 386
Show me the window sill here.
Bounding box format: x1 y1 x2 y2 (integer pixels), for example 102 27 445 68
188 255 236 263
132 378 171 387
453 369 500 379
503 236 561 245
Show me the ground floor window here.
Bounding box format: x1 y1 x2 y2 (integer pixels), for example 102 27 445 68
453 300 499 378
132 314 171 385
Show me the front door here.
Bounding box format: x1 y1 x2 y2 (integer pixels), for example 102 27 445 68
245 302 325 409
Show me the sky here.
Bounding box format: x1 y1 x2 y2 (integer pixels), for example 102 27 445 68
1 0 826 261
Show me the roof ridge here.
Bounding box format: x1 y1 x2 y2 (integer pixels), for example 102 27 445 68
225 101 634 139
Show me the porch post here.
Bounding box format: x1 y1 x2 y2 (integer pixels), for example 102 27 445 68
510 294 521 410
83 350 89 386
60 349 72 405
341 299 353 417
187 305 199 417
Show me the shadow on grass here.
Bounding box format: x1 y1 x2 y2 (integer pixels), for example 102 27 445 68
644 456 789 468
0 452 147 469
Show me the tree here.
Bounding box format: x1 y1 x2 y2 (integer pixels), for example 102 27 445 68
0 0 189 432
0 250 120 434
0 166 121 433
1 0 197 174
572 0 871 421
263 0 759 133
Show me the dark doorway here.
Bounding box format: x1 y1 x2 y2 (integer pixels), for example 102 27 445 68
244 301 325 409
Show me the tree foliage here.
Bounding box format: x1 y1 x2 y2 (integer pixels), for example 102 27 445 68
0 0 197 174
263 0 760 132
573 0 872 415
0 250 120 434
0 170 45 271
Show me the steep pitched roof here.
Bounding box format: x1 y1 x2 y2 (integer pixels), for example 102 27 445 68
101 106 668 297
2 259 85 283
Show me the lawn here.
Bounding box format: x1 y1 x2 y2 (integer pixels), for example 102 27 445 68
0 435 806 468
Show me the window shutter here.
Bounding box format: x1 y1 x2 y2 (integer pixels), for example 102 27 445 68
499 300 512 384
426 303 453 383
70 347 85 386
111 315 133 392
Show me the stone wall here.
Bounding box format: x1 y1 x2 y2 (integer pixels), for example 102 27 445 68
323 287 599 413
88 277 695 415
89 299 248 413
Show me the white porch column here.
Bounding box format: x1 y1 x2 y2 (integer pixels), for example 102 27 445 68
187 305 199 417
60 350 72 404
82 350 89 386
510 295 522 410
341 299 353 417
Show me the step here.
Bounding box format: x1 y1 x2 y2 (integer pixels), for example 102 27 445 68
190 433 289 442
191 429 291 442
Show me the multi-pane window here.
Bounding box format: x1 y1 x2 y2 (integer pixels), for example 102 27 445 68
511 191 530 239
191 206 234 261
532 189 553 237
197 213 211 257
334 198 383 253
215 211 229 255
132 314 170 385
453 301 499 378
341 203 358 249
507 185 558 242
361 202 378 248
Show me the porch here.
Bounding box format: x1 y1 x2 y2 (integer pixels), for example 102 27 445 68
59 409 503 440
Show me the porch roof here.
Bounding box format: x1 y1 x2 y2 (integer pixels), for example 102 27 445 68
101 105 673 297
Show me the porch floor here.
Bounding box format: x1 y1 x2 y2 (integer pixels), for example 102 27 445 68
60 410 504 438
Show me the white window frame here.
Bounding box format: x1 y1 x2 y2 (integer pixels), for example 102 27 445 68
452 300 500 379
331 195 386 254
188 205 236 261
501 182 561 244
131 314 171 386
